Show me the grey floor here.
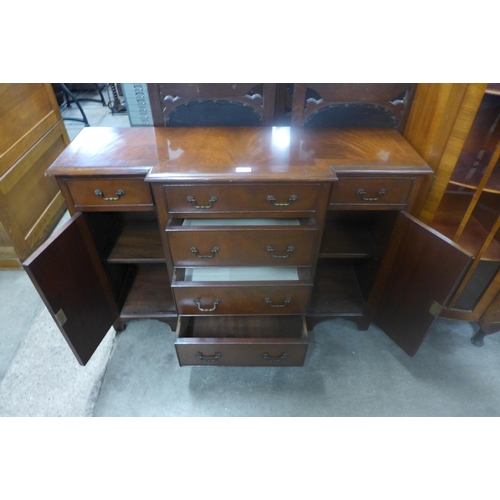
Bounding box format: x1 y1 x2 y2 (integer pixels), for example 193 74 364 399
1 87 500 417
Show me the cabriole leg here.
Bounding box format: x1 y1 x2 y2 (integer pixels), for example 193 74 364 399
471 328 487 347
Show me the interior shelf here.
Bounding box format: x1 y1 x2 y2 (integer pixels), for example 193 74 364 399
431 215 500 261
449 157 500 193
485 172 500 193
319 220 380 258
308 261 366 317
120 264 177 319
485 83 500 96
448 86 500 193
107 220 165 263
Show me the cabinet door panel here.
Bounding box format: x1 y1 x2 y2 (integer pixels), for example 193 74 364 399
23 213 118 365
372 212 473 356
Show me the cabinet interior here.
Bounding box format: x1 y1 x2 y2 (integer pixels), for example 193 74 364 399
83 210 176 321
310 209 398 319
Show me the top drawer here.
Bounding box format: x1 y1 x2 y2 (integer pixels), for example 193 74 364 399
65 178 154 211
164 183 321 216
329 177 414 209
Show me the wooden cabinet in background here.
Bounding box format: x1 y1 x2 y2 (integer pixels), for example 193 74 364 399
404 83 500 345
0 83 70 268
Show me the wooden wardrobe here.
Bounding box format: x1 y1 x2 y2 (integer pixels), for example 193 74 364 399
0 83 70 268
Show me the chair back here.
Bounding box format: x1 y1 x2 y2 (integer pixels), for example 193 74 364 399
148 83 277 127
291 83 416 130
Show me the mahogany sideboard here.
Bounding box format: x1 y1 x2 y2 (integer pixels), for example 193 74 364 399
23 126 475 367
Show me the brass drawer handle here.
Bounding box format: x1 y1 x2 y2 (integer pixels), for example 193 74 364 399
94 188 125 201
356 188 386 201
196 351 222 362
193 298 221 312
262 352 288 361
267 194 298 206
267 245 294 259
190 246 219 258
264 297 291 308
187 195 218 209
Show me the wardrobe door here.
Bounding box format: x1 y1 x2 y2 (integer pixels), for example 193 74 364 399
371 212 473 356
24 213 118 365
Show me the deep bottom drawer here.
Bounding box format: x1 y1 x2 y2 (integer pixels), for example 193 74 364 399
175 315 308 366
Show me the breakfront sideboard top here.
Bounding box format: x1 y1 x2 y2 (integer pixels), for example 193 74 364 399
46 127 431 181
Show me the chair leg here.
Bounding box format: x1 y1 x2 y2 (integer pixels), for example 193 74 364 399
471 328 487 347
92 83 107 106
60 83 90 126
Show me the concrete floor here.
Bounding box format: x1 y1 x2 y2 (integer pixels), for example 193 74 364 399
2 87 500 418
2 262 500 417
92 315 500 417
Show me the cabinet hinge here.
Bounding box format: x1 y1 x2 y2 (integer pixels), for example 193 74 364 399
55 308 68 327
428 301 443 318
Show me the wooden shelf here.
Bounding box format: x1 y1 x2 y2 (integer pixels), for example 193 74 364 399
120 264 177 319
308 261 366 317
485 167 500 193
431 215 500 261
107 220 165 263
449 156 500 193
434 191 474 225
319 220 380 258
449 87 500 193
485 84 500 96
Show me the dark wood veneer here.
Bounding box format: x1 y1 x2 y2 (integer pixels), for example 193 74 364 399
371 213 473 356
24 213 118 365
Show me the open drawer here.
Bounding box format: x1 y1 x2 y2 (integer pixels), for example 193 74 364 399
175 315 308 366
166 218 317 267
172 267 312 315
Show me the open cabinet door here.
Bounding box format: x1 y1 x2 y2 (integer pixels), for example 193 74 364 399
371 212 473 356
24 213 119 365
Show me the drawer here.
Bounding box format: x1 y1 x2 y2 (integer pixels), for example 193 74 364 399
65 178 154 211
167 218 317 267
164 183 321 216
175 315 308 366
172 267 312 315
329 177 414 209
